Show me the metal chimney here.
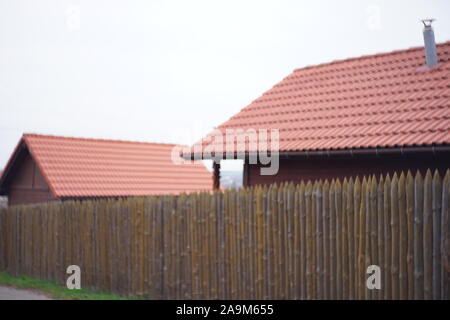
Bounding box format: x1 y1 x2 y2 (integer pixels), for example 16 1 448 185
421 19 438 67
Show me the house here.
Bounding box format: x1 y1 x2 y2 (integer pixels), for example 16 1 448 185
0 170 6 208
183 23 450 188
0 134 212 206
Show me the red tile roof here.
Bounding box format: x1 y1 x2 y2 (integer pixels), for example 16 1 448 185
186 41 450 157
4 134 212 197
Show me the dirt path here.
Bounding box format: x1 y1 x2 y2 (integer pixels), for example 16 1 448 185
0 285 52 300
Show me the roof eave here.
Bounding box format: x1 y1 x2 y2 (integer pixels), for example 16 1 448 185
181 144 450 161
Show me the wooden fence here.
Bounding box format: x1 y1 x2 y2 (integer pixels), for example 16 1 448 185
0 169 449 299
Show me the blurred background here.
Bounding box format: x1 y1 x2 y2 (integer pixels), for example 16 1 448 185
1 0 449 188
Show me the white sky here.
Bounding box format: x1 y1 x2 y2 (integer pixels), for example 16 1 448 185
1 0 450 171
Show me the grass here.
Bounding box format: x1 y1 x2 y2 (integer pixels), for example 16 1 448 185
0 271 141 300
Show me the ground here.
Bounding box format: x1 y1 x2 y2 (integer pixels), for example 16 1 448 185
0 271 140 300
0 285 52 300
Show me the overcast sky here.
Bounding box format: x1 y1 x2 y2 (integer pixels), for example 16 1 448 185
1 0 449 171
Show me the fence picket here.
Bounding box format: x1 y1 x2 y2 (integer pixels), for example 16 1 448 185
423 170 433 300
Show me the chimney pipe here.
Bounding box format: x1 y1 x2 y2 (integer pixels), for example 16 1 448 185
421 19 438 67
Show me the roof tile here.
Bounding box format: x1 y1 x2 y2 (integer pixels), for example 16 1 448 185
20 134 212 197
187 41 450 157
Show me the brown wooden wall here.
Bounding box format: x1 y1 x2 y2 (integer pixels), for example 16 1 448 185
245 152 450 187
5 150 55 206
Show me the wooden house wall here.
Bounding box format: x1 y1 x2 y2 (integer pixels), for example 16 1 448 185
244 152 450 187
6 150 56 206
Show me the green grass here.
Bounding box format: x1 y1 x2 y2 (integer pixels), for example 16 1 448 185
0 271 141 300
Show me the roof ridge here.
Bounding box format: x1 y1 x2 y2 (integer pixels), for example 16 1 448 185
293 40 450 73
23 133 187 148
